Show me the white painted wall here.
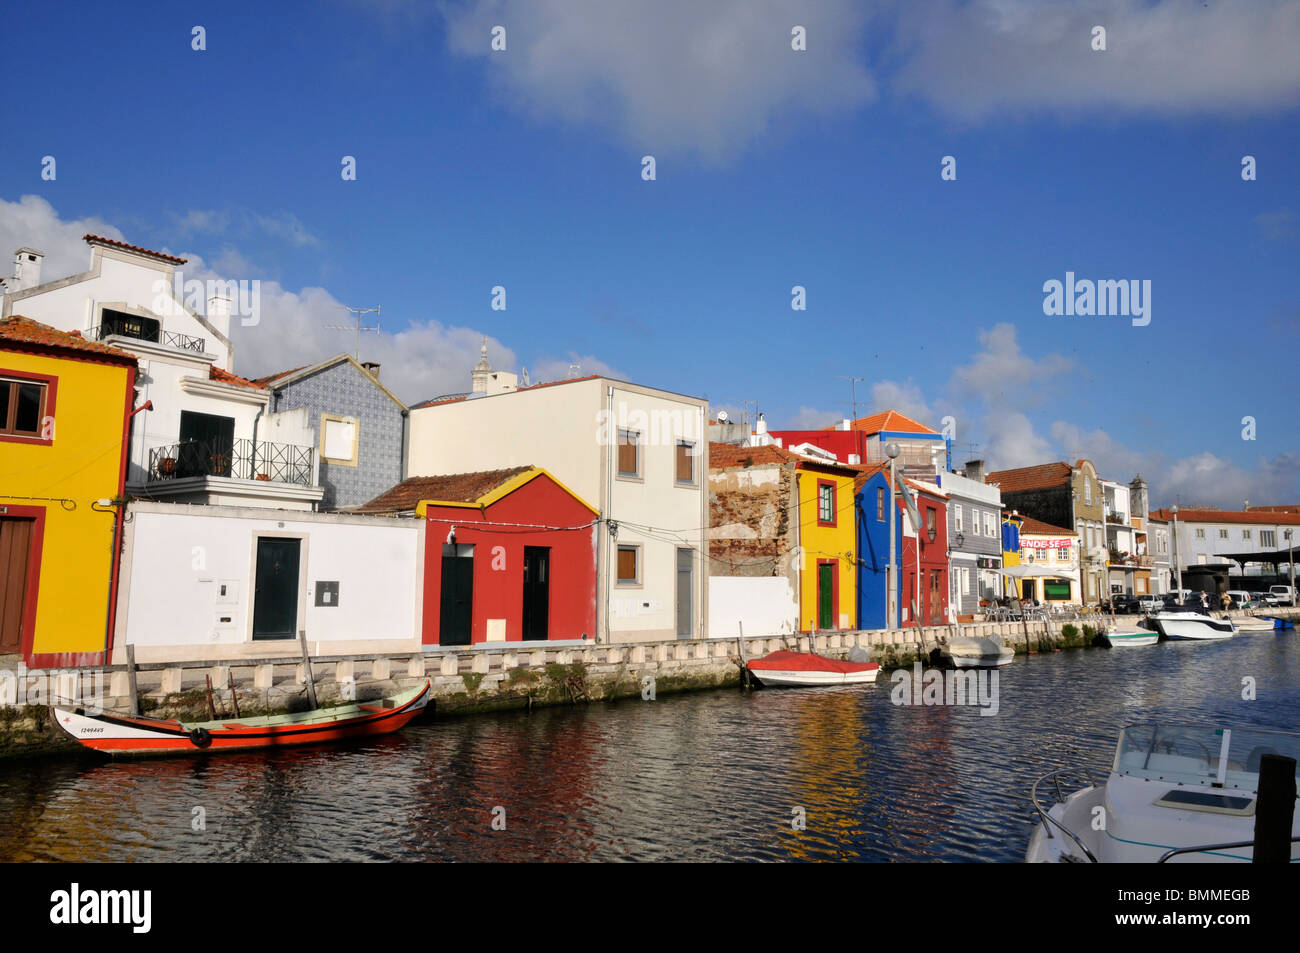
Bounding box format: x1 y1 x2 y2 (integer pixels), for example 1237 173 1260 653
117 503 422 662
708 577 798 638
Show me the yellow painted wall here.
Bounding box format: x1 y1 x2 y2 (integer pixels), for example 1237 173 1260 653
0 349 131 661
1002 514 1024 598
796 470 857 631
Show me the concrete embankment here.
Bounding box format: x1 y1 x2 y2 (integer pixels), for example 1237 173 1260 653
3 609 1294 759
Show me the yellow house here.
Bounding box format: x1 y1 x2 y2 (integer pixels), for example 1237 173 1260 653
1002 511 1025 598
0 317 137 665
794 459 858 633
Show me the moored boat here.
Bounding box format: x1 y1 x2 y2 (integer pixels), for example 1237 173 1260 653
1027 723 1300 863
55 681 431 757
745 650 880 687
945 635 1015 667
1148 608 1235 641
1104 630 1159 647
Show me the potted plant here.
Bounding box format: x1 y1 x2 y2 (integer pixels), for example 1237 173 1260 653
158 457 177 476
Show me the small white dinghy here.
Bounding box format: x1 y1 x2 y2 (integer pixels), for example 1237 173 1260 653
945 636 1015 668
1104 630 1159 647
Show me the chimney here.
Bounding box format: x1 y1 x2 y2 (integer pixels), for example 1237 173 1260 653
964 459 986 482
9 248 44 293
361 361 381 378
840 418 851 431
755 413 767 435
206 294 232 338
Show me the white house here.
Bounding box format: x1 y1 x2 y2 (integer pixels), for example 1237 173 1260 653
2 236 323 510
115 501 423 662
1152 507 1300 579
407 345 709 642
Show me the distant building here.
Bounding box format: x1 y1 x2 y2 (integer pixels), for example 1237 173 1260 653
1016 517 1081 604
1150 507 1300 582
770 409 946 475
929 461 1004 616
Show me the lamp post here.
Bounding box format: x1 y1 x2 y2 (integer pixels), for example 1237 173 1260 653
1287 529 1295 606
886 442 900 630
1171 504 1183 601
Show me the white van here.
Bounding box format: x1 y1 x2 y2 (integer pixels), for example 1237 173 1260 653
1269 585 1295 606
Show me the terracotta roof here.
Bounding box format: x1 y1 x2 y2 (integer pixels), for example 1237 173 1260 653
209 365 265 389
832 409 938 436
356 467 534 514
985 462 1073 493
1018 516 1078 537
253 364 310 387
1150 508 1300 526
708 442 799 469
0 315 139 364
1247 504 1300 514
84 233 186 265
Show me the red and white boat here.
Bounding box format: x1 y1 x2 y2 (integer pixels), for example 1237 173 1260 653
745 650 880 688
54 681 431 756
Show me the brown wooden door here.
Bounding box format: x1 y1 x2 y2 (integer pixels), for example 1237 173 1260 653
0 518 34 655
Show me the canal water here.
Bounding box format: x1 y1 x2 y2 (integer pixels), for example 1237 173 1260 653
2 634 1297 862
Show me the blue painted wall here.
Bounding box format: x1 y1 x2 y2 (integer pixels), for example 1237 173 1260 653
855 471 903 630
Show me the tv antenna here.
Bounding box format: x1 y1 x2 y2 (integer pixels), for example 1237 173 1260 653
326 305 381 359
838 375 866 424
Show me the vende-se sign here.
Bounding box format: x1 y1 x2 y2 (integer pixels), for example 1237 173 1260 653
1022 537 1072 550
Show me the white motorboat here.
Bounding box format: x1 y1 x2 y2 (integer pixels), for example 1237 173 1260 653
1103 630 1158 647
945 636 1015 668
1027 723 1300 862
1147 609 1235 641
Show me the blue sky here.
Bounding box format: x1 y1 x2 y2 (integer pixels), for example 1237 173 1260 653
2 0 1298 507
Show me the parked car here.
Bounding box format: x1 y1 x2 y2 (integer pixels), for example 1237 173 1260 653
1255 591 1282 607
1268 585 1295 606
1137 595 1163 614
1107 594 1141 614
1226 590 1266 610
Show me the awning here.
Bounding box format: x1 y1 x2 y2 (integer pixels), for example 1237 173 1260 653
1001 564 1068 579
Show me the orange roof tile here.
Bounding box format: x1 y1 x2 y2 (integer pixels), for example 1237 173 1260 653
253 364 310 387
1150 508 1300 526
985 462 1073 493
1018 516 1078 536
0 315 139 365
209 365 265 389
832 409 938 435
357 467 533 514
84 233 187 265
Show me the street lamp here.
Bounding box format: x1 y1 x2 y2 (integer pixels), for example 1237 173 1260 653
1286 529 1295 606
1171 504 1182 602
886 442 900 630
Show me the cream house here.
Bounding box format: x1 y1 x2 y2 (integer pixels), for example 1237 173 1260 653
407 346 709 642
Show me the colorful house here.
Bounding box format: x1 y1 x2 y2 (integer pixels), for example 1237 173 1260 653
0 317 137 665
1001 512 1025 598
770 409 947 473
708 443 856 633
854 465 950 629
360 466 598 645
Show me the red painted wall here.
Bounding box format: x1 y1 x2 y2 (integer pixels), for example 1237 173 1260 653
420 473 598 644
900 489 949 627
769 429 865 461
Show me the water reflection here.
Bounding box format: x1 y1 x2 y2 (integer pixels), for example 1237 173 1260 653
1 636 1296 862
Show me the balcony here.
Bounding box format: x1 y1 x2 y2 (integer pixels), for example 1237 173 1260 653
89 318 206 355
149 438 314 486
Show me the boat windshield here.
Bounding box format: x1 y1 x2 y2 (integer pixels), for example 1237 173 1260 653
1114 724 1300 791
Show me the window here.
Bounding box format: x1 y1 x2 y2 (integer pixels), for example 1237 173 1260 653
0 377 48 438
1083 477 1091 506
984 512 995 537
675 440 695 485
817 481 835 525
1242 529 1252 540
876 487 885 521
1218 529 1229 540
616 545 640 585
321 414 359 466
617 429 640 478
1261 530 1276 547
1195 528 1205 539
953 505 962 533
926 507 936 540
100 307 161 344
969 511 979 537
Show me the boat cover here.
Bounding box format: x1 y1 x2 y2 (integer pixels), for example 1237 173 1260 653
747 651 878 673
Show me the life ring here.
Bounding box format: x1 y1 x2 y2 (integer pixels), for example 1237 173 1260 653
189 727 213 748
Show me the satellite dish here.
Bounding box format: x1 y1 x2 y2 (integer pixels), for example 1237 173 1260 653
717 411 729 423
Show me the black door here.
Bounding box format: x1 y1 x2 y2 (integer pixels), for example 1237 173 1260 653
252 537 300 640
179 410 236 477
439 545 474 646
522 546 550 641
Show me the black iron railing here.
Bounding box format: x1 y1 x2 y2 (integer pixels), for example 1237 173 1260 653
88 321 206 354
149 438 314 486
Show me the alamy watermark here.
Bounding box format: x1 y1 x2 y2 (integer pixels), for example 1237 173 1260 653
0 663 106 715
890 662 999 716
153 272 261 327
1042 272 1150 327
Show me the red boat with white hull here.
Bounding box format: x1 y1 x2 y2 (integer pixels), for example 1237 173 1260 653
745 650 880 687
55 681 431 756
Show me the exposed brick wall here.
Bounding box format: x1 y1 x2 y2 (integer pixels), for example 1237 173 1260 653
707 462 797 581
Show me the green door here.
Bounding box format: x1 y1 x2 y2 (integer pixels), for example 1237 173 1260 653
252 537 300 640
818 563 834 629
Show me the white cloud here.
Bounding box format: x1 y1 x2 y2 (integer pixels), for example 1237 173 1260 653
867 379 935 425
892 0 1300 121
0 195 127 284
169 207 321 247
785 405 840 430
529 351 623 383
442 0 877 162
1255 209 1296 242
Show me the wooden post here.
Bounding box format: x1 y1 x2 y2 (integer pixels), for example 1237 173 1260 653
125 644 140 716
910 599 929 655
298 630 318 709
1254 754 1297 863
227 670 241 719
204 673 217 720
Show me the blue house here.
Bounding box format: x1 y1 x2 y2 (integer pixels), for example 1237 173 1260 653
255 355 408 511
854 465 902 631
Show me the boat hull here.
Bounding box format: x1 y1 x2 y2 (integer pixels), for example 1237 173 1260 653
1105 631 1159 647
55 681 431 757
1149 612 1235 641
746 650 879 688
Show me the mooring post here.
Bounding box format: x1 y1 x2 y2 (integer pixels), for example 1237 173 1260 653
298 630 318 709
1254 754 1297 863
125 644 140 716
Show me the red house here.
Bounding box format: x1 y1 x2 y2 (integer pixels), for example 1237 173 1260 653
359 467 598 645
901 480 950 627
